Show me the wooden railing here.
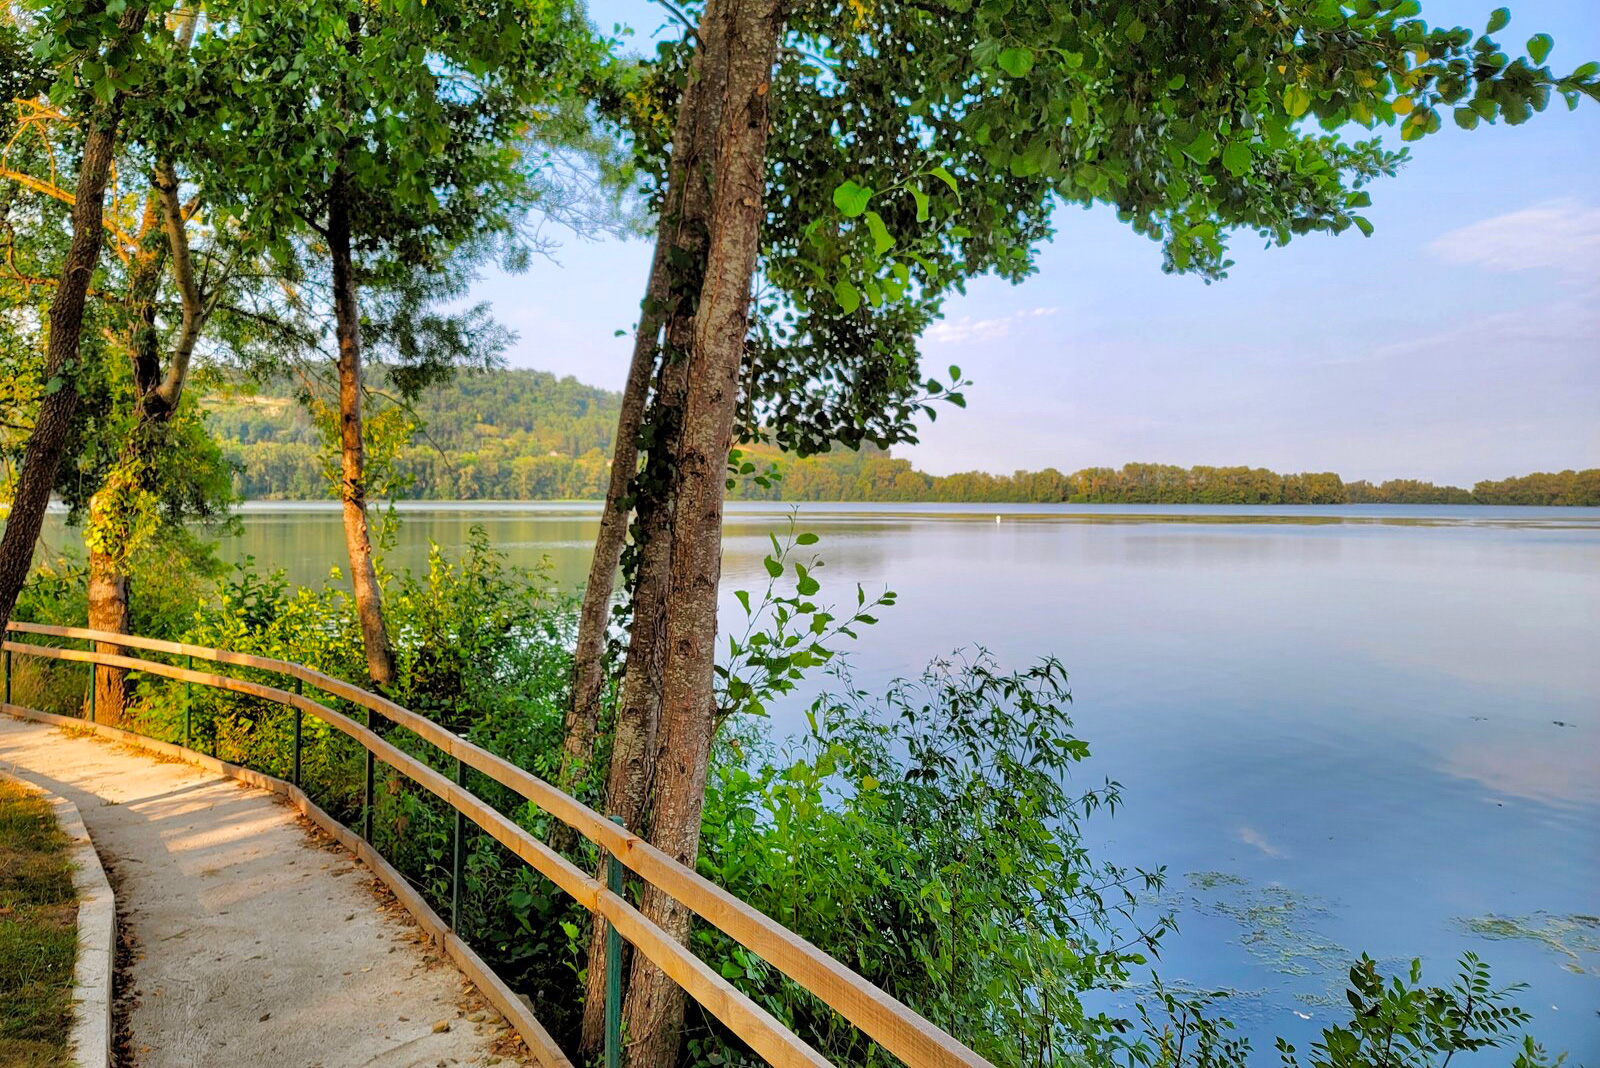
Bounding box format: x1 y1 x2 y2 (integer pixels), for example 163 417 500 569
1 620 994 1068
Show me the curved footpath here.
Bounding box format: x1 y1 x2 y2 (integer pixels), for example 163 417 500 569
0 714 532 1068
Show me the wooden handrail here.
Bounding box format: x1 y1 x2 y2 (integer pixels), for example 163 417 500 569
3 621 994 1068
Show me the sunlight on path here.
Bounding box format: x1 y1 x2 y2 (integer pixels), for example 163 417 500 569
0 716 529 1068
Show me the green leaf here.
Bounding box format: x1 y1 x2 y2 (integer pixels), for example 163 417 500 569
1352 215 1374 237
997 47 1034 77
929 166 959 194
1126 18 1146 44
864 210 895 255
1486 7 1510 33
1572 61 1599 79
833 279 861 313
763 556 783 578
1453 106 1479 129
910 185 929 222
796 532 819 545
1182 130 1216 163
1283 84 1312 118
832 179 872 217
1526 33 1553 64
1220 141 1251 176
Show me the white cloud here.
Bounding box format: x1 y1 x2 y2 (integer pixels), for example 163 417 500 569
1236 825 1286 859
1429 199 1600 276
924 306 1058 345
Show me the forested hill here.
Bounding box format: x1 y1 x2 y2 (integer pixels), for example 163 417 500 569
203 369 1599 506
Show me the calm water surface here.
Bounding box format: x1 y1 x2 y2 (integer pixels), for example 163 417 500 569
34 501 1600 1055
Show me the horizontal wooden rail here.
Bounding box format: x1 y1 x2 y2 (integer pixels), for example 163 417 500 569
3 621 994 1068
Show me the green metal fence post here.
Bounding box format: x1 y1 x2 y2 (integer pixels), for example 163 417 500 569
291 677 303 788
87 657 96 723
3 645 10 707
184 654 193 750
363 706 375 842
605 815 625 1068
451 758 466 930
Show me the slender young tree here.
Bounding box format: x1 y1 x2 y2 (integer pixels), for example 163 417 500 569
178 0 598 685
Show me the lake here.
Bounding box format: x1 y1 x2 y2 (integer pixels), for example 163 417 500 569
33 501 1600 1056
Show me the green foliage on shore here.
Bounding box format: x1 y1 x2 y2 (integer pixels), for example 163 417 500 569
199 371 1598 506
10 531 1569 1067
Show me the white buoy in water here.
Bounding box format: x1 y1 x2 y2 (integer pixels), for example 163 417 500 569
995 515 1001 524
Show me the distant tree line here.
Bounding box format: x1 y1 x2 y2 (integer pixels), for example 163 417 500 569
732 451 1599 506
207 370 619 500
205 370 1598 506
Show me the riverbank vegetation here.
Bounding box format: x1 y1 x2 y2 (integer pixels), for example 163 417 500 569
0 778 77 1068
8 535 1572 1067
198 372 1599 506
2 0 1594 1063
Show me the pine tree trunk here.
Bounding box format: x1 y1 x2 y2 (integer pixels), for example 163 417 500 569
0 4 149 634
575 13 735 1048
617 0 781 1062
328 164 397 688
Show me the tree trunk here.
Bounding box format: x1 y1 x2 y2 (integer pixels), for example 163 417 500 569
81 11 205 719
552 237 669 842
617 0 781 1062
86 535 129 724
575 14 736 1049
83 199 164 725
145 159 201 417
328 165 397 688
0 4 149 634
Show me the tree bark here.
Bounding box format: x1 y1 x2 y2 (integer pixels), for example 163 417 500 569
616 0 781 1062
0 3 149 636
552 236 668 841
84 193 166 725
145 159 201 417
86 512 130 723
82 11 205 723
575 14 735 1050
328 162 398 688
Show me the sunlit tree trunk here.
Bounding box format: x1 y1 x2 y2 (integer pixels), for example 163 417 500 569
0 4 150 638
85 154 207 724
86 529 130 721
616 0 781 1061
575 16 731 1048
328 159 398 688
85 192 165 725
83 13 205 724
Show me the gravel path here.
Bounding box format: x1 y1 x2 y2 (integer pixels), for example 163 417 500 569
0 714 529 1068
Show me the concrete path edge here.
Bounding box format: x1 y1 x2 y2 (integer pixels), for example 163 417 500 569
1 703 574 1068
0 765 116 1068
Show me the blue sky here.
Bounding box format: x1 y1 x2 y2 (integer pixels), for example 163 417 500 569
476 0 1600 486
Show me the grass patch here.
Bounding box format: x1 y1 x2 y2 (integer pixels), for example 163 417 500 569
0 779 78 1068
